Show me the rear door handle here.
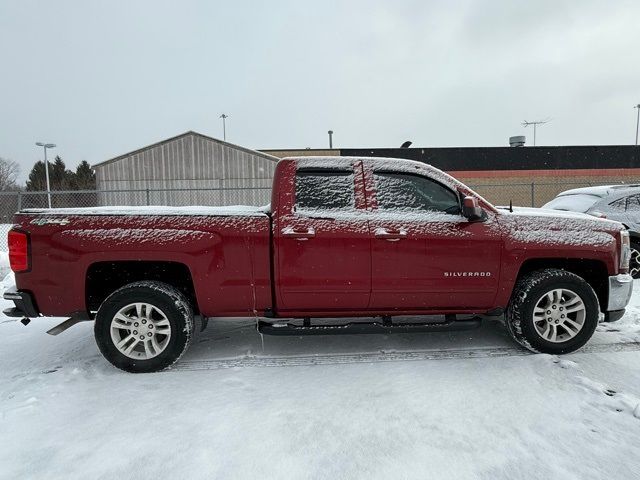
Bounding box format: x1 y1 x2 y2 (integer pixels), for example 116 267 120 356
374 227 407 241
282 226 316 240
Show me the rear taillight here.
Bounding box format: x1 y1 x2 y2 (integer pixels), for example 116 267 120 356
8 230 30 273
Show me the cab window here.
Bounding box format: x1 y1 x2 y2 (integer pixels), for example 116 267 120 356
373 172 460 214
295 169 355 211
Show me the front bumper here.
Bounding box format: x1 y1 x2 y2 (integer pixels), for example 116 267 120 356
607 274 633 312
3 286 39 318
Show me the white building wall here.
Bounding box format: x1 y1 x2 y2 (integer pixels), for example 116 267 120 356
95 132 277 206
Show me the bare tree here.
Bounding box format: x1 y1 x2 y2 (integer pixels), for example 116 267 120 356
0 157 20 191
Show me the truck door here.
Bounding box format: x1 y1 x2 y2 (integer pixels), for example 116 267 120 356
366 168 502 311
273 160 371 312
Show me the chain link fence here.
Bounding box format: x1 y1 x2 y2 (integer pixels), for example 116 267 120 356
467 178 640 208
1 180 639 250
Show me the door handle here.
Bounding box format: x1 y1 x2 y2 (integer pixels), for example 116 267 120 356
282 226 316 240
374 227 407 241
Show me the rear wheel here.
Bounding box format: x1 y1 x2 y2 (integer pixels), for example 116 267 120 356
506 269 599 354
95 281 194 373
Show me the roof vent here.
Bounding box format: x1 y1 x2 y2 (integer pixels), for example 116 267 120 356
509 135 526 147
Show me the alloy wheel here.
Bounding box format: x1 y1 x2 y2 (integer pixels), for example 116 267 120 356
532 288 586 343
109 302 172 359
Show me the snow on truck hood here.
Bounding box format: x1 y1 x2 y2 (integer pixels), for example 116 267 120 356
21 205 271 217
498 206 623 247
499 206 620 226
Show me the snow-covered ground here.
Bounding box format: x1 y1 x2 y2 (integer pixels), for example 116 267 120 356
0 225 11 252
1 265 640 479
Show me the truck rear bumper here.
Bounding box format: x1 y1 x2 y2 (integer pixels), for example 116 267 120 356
3 287 39 318
607 274 633 312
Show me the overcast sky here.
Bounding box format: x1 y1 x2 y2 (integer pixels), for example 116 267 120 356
1 0 639 183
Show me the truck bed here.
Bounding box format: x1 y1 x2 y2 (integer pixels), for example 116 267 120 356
12 206 273 317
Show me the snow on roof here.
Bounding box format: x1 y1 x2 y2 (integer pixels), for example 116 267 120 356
290 156 465 187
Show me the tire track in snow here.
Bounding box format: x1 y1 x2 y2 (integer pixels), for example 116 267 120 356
172 341 640 371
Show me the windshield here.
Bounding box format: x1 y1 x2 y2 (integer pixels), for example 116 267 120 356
542 194 601 213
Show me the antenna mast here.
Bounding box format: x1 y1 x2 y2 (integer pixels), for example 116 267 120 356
522 119 550 146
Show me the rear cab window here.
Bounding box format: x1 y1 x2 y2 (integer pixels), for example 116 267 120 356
295 169 355 212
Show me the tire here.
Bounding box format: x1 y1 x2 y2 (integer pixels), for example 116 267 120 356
630 241 640 279
94 281 194 373
505 269 599 354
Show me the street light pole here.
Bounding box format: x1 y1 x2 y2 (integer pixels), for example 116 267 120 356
220 114 228 141
635 104 640 146
35 142 56 208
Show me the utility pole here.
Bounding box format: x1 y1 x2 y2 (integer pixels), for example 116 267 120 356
328 130 334 149
35 142 56 208
635 104 640 146
522 119 550 146
220 113 228 141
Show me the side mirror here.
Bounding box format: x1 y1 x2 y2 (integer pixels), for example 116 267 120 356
462 196 483 221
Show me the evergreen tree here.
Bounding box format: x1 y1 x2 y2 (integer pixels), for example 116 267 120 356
74 160 96 190
26 161 49 191
25 156 94 191
51 156 74 190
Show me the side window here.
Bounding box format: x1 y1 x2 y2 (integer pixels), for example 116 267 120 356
295 169 355 211
609 197 627 212
373 172 460 214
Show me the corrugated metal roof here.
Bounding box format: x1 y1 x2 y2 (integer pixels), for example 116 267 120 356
92 130 278 168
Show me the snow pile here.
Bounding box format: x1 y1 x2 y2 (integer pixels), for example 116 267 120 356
597 279 640 341
0 251 10 283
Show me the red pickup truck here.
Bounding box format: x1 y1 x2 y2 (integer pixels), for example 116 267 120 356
4 157 634 372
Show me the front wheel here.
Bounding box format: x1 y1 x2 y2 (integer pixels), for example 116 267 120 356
95 281 194 373
506 269 599 354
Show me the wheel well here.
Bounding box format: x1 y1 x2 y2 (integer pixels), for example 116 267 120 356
86 261 198 315
517 258 609 310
